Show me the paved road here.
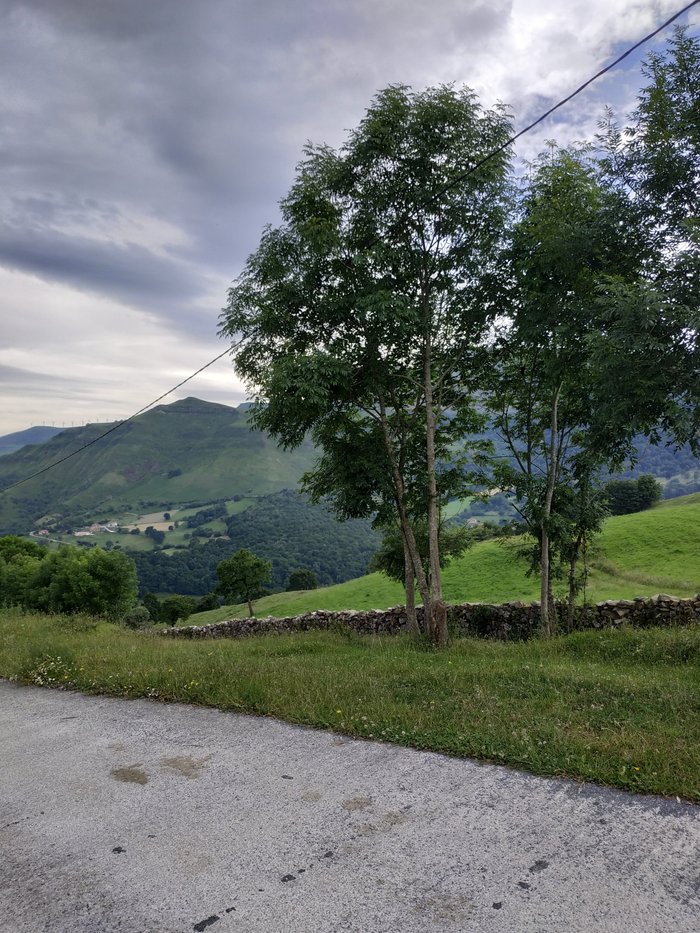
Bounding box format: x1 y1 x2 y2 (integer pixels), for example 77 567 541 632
1 680 699 932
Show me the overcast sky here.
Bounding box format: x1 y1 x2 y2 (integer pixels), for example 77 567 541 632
1 0 697 435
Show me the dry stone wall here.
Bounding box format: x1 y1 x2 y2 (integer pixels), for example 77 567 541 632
162 593 700 642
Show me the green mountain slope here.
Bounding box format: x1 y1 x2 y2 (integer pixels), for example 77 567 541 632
190 495 700 623
0 398 317 533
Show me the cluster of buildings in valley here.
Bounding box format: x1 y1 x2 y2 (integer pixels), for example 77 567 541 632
31 521 119 539
73 521 119 537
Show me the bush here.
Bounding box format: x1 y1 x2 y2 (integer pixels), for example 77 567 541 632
287 568 319 591
122 605 153 629
160 595 198 625
603 475 663 515
0 544 137 621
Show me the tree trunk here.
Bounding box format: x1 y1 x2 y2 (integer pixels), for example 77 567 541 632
423 329 447 647
247 598 254 617
567 536 582 631
540 383 562 637
377 396 431 623
403 541 420 635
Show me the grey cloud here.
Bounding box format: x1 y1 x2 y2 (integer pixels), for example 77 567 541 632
0 0 686 358
0 222 205 318
0 363 89 396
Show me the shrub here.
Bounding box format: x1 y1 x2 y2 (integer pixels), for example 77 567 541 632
123 605 153 629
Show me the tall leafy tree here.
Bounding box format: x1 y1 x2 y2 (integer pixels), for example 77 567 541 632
595 26 700 451
485 147 640 633
221 84 511 644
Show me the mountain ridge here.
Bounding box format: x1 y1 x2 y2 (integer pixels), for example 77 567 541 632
0 425 64 457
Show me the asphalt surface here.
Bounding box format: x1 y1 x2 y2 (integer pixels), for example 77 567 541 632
1 680 699 933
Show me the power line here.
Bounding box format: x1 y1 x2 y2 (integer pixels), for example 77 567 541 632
431 0 700 201
2 1 697 499
0 345 236 494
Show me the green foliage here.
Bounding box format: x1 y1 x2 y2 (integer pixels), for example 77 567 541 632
603 475 662 515
0 535 48 562
216 548 272 616
186 503 227 528
142 592 162 621
588 280 698 452
0 543 137 621
144 526 165 545
369 522 472 584
159 595 198 625
221 83 513 643
595 28 700 451
122 605 152 630
286 568 318 591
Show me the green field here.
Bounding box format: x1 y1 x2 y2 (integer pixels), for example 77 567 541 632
657 491 700 509
190 495 700 624
31 496 259 557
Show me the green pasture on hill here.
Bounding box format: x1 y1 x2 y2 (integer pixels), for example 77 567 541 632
190 495 700 625
657 491 700 508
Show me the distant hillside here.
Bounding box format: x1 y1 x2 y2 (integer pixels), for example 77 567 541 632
0 426 64 457
1 395 696 540
132 489 378 595
0 398 317 534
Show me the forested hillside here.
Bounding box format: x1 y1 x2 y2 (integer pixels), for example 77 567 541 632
132 490 378 595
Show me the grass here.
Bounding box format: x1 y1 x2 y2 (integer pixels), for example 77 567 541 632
442 496 473 519
1 608 698 801
189 495 700 624
594 499 700 589
657 491 700 509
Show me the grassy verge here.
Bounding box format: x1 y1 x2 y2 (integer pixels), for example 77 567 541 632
1 608 698 801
